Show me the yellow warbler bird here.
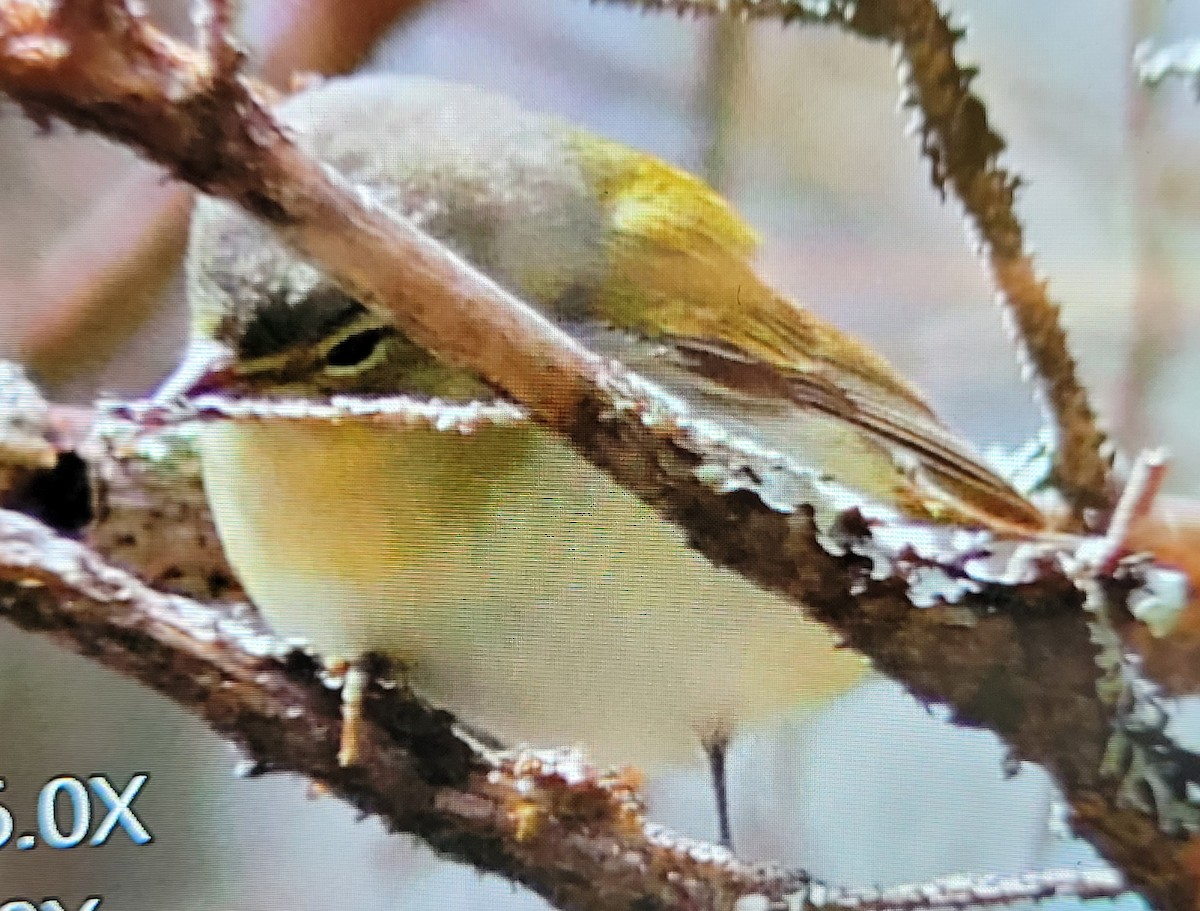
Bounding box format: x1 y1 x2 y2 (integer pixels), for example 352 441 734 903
168 74 1047 844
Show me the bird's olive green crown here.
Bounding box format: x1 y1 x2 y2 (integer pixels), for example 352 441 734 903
186 74 612 399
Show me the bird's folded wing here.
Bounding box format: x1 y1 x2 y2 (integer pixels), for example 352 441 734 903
570 323 1046 532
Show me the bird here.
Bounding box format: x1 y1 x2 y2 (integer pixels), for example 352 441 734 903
165 73 1049 847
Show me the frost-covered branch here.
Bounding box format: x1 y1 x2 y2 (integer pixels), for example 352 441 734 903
0 365 1129 911
0 504 836 911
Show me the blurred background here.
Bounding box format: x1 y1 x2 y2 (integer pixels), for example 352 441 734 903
2 0 1199 908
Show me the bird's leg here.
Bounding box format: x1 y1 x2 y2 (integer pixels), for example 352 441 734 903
337 658 370 767
335 652 399 766
701 730 734 849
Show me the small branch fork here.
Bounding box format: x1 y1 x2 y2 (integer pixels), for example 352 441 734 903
0 1 1190 908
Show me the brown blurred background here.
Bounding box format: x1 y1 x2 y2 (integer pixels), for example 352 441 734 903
2 1 1198 908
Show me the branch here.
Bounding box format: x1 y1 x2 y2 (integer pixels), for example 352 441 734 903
0 504 834 911
814 867 1126 911
0 361 822 911
0 369 1131 911
0 3 1193 908
888 1 1114 524
14 0 433 391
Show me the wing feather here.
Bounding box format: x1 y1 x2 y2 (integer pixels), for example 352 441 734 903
573 322 1046 532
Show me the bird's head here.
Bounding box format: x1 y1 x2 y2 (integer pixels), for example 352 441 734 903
165 193 489 403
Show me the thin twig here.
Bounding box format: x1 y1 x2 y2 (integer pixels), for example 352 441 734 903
194 0 243 83
700 14 747 192
1087 448 1169 575
822 866 1126 911
889 0 1114 524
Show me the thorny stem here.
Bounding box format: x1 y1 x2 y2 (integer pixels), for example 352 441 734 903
587 0 1116 527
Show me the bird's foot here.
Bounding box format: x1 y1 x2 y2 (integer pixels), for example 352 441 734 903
320 656 375 767
336 660 370 767
324 652 400 767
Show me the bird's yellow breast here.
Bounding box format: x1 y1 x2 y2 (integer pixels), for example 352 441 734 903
199 420 865 767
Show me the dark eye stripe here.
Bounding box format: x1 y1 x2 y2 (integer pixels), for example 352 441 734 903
239 287 364 360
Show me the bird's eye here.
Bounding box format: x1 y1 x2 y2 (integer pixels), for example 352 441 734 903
325 328 390 370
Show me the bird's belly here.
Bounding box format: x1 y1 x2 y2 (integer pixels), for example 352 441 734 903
199 420 864 768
